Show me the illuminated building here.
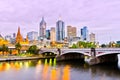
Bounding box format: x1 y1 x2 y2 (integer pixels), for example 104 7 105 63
16 27 29 45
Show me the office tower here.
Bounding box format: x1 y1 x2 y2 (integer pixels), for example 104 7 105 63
89 33 95 43
46 30 50 40
67 25 76 38
56 18 65 42
39 17 46 40
81 26 88 41
50 27 56 42
27 31 38 41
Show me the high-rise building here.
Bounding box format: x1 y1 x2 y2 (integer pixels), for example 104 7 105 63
27 31 38 41
39 17 46 40
89 33 95 43
50 27 56 42
46 30 50 40
81 26 88 41
67 25 76 38
56 18 65 42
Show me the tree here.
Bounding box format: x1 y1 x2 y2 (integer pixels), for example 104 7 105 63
101 44 107 48
15 42 22 54
77 41 96 48
27 45 38 54
71 44 78 48
1 44 8 55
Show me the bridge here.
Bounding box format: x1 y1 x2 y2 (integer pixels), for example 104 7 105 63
39 48 120 65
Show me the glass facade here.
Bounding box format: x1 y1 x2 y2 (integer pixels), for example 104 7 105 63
46 30 50 40
81 26 88 41
27 31 38 41
39 17 46 40
56 20 65 42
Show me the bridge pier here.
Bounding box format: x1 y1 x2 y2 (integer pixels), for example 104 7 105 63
85 54 118 65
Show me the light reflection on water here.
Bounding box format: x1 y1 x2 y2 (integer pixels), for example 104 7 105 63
0 59 120 80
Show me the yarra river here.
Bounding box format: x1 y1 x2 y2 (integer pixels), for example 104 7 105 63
0 58 120 80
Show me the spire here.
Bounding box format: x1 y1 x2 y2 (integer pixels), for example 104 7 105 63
40 16 46 25
59 14 62 21
18 27 20 35
16 27 23 43
42 16 44 21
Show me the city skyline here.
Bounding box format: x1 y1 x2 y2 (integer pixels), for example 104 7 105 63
0 0 120 44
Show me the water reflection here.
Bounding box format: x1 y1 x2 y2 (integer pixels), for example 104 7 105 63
0 59 120 80
118 54 120 69
62 65 70 80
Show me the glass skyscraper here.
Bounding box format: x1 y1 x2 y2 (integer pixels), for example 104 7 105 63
27 31 38 41
56 19 65 42
39 17 46 40
46 30 50 40
81 26 88 41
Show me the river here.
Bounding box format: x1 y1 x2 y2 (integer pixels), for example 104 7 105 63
0 58 120 80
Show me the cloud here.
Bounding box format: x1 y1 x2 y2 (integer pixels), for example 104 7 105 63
0 0 120 44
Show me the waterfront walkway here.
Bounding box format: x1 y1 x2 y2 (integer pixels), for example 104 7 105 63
0 56 55 62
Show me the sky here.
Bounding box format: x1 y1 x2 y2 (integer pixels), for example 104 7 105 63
0 0 120 44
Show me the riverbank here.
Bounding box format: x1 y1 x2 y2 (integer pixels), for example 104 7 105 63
0 56 55 62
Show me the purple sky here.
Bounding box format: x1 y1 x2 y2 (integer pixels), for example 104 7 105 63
0 0 120 44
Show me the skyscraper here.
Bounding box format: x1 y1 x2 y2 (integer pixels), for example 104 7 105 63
89 33 95 43
81 26 88 41
46 30 50 40
50 27 56 42
39 17 46 40
67 25 76 38
56 18 65 42
27 31 38 41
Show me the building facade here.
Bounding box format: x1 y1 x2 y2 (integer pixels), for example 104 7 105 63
81 26 88 41
39 17 46 40
50 27 56 42
67 25 76 38
46 30 50 40
89 33 95 43
27 31 38 41
56 19 65 42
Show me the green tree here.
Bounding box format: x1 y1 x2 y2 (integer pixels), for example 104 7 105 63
27 45 38 54
101 44 107 48
77 41 96 48
1 44 8 55
71 44 78 48
116 44 120 48
15 42 22 54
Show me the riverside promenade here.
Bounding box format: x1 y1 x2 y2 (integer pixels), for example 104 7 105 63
0 56 55 62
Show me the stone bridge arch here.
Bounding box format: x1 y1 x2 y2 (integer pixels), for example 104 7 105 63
39 49 58 57
57 51 90 61
87 52 120 65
